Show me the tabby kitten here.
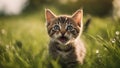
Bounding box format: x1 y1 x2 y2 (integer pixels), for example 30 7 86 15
45 9 86 68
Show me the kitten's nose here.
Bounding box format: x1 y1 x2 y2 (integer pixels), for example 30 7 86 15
61 31 65 36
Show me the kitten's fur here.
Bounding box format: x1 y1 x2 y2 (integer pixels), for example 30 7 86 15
45 9 86 68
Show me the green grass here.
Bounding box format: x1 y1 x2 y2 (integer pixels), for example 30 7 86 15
0 8 120 68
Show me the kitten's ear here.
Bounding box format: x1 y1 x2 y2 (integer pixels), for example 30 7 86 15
72 9 83 27
45 9 56 22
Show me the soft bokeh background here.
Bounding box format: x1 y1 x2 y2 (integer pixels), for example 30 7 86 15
0 0 120 68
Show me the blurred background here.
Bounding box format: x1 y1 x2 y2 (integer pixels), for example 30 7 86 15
0 0 120 68
0 0 114 16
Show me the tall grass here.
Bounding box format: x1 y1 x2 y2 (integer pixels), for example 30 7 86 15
0 8 120 68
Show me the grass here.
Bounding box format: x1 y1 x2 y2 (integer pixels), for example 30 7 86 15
0 7 120 68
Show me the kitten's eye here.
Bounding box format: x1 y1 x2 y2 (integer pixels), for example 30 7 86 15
67 25 73 31
53 25 60 31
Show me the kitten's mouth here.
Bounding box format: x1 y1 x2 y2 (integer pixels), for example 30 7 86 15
58 36 68 43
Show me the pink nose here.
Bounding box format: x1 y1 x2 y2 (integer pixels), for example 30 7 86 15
61 32 65 36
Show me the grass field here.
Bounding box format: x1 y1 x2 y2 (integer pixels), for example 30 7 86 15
0 7 120 68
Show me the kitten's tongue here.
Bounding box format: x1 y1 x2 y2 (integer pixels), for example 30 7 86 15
59 36 68 43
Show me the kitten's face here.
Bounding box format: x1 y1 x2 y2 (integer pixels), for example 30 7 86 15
45 9 83 45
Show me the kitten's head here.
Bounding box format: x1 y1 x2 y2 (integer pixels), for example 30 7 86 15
45 9 83 45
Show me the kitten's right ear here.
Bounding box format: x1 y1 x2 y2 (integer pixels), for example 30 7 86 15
45 9 56 22
72 9 83 27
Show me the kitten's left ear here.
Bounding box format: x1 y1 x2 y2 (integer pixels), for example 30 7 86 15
72 9 83 27
45 9 56 22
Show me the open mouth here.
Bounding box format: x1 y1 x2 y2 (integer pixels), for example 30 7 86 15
58 36 68 43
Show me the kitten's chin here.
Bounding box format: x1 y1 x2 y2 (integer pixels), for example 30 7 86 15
57 41 69 45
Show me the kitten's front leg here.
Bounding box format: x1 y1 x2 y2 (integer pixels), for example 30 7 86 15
65 61 79 68
49 46 59 60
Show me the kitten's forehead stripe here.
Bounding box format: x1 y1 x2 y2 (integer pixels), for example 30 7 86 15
58 16 69 24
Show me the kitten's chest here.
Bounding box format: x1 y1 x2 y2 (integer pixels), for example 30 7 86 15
55 45 75 59
49 40 77 59
57 50 72 58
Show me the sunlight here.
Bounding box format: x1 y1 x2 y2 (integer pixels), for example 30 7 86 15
113 0 120 19
0 0 28 15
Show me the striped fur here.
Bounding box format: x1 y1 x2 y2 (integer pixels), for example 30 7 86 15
47 16 80 44
45 9 86 68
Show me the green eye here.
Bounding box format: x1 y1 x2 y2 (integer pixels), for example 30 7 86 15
67 25 73 31
54 25 60 30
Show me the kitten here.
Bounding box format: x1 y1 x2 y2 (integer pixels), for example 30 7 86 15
45 9 86 68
